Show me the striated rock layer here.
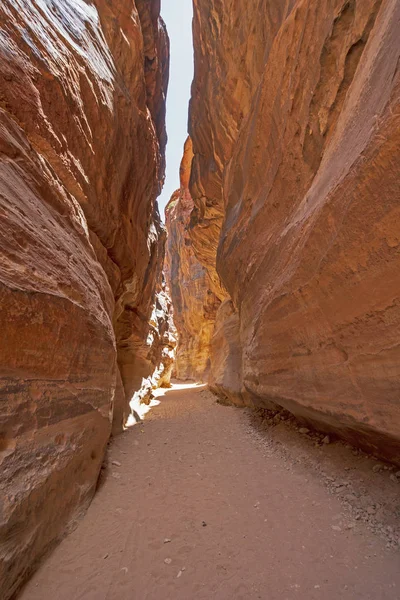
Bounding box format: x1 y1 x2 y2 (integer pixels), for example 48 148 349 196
0 1 169 597
188 0 400 463
165 138 221 381
189 0 293 297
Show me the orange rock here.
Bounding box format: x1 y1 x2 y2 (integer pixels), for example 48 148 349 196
188 0 292 297
189 0 400 463
0 1 169 597
165 139 221 381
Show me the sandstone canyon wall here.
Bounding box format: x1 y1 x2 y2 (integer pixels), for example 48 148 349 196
0 1 169 597
165 138 221 381
186 0 400 463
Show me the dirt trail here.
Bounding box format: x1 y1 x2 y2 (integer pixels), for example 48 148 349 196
20 384 400 600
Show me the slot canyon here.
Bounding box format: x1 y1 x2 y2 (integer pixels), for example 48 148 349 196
0 1 399 598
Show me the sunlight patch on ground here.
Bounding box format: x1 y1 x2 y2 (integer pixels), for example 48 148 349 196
125 396 161 428
124 381 206 428
162 381 206 392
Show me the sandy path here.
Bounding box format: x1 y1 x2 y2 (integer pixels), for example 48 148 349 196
20 383 400 600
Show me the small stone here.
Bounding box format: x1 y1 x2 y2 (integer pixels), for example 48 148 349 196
299 428 310 434
322 436 330 445
367 506 375 515
389 474 398 483
331 525 341 532
112 460 121 467
164 538 172 544
103 553 109 559
164 558 172 565
177 570 183 578
372 464 383 473
202 521 207 527
344 494 356 503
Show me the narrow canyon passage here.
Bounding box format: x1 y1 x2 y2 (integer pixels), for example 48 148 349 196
20 385 400 600
1 1 400 597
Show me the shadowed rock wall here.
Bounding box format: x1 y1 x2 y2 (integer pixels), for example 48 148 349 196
0 1 169 596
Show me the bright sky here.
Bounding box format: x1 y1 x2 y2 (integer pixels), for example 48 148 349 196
158 1 194 219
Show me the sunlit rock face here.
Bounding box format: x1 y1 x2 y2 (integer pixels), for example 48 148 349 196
189 0 400 462
165 138 221 381
0 1 168 596
189 0 293 297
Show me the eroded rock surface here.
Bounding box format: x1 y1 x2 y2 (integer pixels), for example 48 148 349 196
0 1 169 596
188 0 293 296
165 138 221 381
188 0 400 463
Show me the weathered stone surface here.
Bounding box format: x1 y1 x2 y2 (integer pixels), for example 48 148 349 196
189 0 400 463
208 300 244 405
189 0 293 296
0 1 169 597
165 138 221 381
126 273 177 420
112 270 177 434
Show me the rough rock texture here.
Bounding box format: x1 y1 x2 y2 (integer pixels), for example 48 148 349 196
188 0 293 297
0 1 169 597
112 272 177 434
189 0 400 463
165 138 221 381
208 300 244 405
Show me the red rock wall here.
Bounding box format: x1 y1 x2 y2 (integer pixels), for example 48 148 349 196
188 0 294 297
188 0 400 463
0 1 169 596
165 138 221 381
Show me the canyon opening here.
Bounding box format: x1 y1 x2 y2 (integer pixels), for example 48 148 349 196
1 1 400 599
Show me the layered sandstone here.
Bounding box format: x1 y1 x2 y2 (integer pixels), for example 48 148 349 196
189 0 400 462
0 1 169 597
188 0 294 297
165 138 221 381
